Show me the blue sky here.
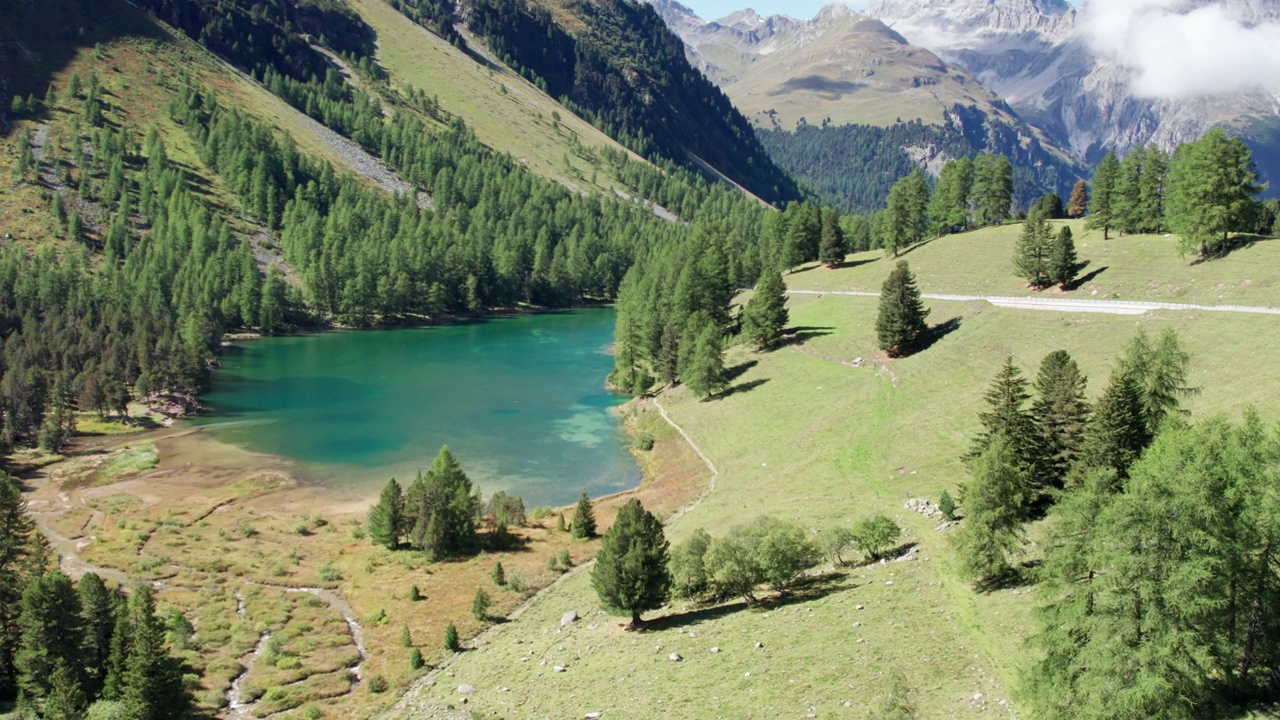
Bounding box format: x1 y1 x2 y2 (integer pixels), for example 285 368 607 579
680 0 1078 23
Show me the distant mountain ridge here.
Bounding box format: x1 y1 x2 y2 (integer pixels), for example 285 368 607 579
865 0 1280 187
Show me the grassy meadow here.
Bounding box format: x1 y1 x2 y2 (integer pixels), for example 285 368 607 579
392 230 1280 718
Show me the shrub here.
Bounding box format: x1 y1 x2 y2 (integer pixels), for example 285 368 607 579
744 517 817 593
556 513 566 532
367 675 387 694
303 705 322 720
531 506 553 521
669 528 712 600
818 526 855 566
236 519 256 538
409 584 421 601
633 431 655 451
490 561 505 587
443 623 460 652
851 515 902 561
546 555 559 572
368 608 388 626
507 570 527 594
939 490 956 521
317 563 341 582
558 549 572 568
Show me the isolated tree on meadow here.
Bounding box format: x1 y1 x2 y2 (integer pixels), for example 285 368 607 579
1048 226 1078 289
875 261 930 358
1086 151 1120 240
403 446 480 559
954 436 1028 583
818 208 846 267
741 268 790 350
1032 350 1089 487
1013 210 1054 289
928 157 974 236
571 491 596 539
1165 128 1261 257
368 478 404 550
850 515 902 562
591 498 670 628
1065 179 1088 218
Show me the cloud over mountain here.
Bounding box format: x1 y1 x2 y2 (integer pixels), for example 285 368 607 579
1080 0 1280 99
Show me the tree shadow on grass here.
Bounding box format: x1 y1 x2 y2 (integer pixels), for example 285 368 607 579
642 572 856 631
896 238 935 257
723 359 758 384
829 256 880 271
1194 233 1275 263
781 326 834 346
846 542 919 569
710 378 769 400
974 559 1041 594
913 316 962 354
1065 263 1107 291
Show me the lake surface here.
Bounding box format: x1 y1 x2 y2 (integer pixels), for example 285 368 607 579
190 308 640 507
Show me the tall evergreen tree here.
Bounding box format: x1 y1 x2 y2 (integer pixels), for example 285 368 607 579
403 447 480 558
571 490 596 540
77 572 116 699
1085 151 1120 240
880 171 928 256
41 662 87 720
875 260 930 358
1111 145 1146 235
928 157 974 236
1073 367 1149 483
818 209 845 267
15 572 85 701
1065 178 1088 218
740 268 789 350
1165 128 1261 257
680 317 726 398
1048 226 1078 289
367 478 405 550
118 585 190 720
590 498 671 628
972 153 1013 227
1120 328 1198 435
0 472 42 699
954 436 1028 582
1031 351 1089 488
1013 211 1054 288
967 357 1042 495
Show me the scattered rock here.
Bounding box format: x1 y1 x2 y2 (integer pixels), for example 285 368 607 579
935 520 960 532
585 713 602 719
561 611 578 627
710 647 720 653
885 580 894 586
744 672 751 678
459 696 468 704
587 623 598 630
904 497 942 519
754 641 763 648
668 653 682 662
973 692 983 701
554 665 566 673
855 604 864 610
457 684 474 694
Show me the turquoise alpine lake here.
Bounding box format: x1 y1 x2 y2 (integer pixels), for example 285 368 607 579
189 308 640 506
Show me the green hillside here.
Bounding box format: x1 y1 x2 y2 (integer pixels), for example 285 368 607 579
393 227 1280 718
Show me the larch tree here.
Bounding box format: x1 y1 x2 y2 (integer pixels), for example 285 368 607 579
1165 128 1261 258
680 316 726 398
1085 151 1120 240
367 478 404 550
1031 350 1089 488
1065 178 1088 218
1110 145 1146 235
1048 225 1078 289
741 267 790 350
875 260 930 358
1013 210 1054 288
972 153 1013 227
953 436 1028 583
881 172 928 257
590 498 671 628
571 490 597 540
1120 328 1198 435
928 157 974 236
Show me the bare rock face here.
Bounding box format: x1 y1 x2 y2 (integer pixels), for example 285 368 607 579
866 0 1280 183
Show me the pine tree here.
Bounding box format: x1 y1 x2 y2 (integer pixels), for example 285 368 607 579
1065 178 1088 218
740 268 789 350
409 647 424 670
367 478 404 550
972 153 1013 227
1031 351 1089 488
0 472 42 699
1048 226 1078 289
875 260 930 358
490 561 505 587
928 157 974 235
1013 211 1054 288
403 447 479 558
77 572 116 698
680 318 726 398
471 588 491 621
967 357 1042 495
1072 368 1148 483
570 491 596 540
1110 146 1146 235
818 209 845 267
41 661 87 720
443 623 460 652
15 572 84 700
953 436 1028 583
118 585 189 720
1086 151 1120 240
590 498 671 628
1166 128 1261 257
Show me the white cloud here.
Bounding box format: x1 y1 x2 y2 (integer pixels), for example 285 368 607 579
1079 0 1280 99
